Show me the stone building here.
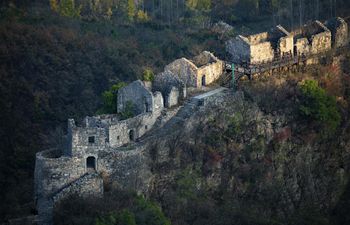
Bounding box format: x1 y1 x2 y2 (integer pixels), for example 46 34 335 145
325 17 349 48
226 25 294 64
292 20 332 55
226 18 348 65
153 70 186 108
34 80 165 225
164 51 224 88
34 66 228 224
117 80 157 115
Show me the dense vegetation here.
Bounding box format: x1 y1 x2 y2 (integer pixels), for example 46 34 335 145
298 79 340 133
0 0 350 223
54 190 170 225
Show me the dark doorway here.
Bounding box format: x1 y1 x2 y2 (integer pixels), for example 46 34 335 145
86 156 96 171
129 130 135 141
294 45 298 56
201 75 206 86
145 101 149 112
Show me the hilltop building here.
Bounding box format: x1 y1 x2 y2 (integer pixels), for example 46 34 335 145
34 51 224 225
226 17 348 65
163 51 224 88
226 25 294 64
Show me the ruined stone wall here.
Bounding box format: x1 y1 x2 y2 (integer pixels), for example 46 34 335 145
196 60 224 87
247 32 269 44
97 145 152 193
153 70 186 102
325 17 349 48
34 150 86 203
34 146 146 225
310 31 332 54
295 38 310 55
250 42 274 64
226 36 250 64
52 173 103 203
166 87 179 108
278 35 294 57
117 80 154 115
164 58 198 87
69 125 108 157
108 108 162 148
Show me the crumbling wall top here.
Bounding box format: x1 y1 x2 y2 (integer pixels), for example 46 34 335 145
192 51 218 67
293 20 330 40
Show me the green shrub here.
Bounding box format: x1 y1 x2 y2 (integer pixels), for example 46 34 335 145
299 79 340 132
133 196 171 225
99 82 126 114
95 210 136 225
119 101 135 120
142 69 155 82
225 112 243 139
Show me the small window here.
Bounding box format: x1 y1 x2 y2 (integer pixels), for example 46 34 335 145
117 136 120 140
88 136 95 144
145 125 148 130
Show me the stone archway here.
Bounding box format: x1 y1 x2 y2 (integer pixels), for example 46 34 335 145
86 156 96 171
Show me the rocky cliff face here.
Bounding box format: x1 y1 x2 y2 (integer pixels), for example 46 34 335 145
142 70 350 224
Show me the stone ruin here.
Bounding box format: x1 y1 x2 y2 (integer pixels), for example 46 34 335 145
226 17 349 65
226 25 294 64
35 80 164 224
292 20 332 55
34 51 224 225
325 17 349 48
161 51 224 88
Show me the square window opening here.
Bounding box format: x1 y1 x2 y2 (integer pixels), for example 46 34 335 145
88 136 95 144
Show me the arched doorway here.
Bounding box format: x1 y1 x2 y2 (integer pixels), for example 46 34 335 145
86 156 96 171
129 130 135 141
201 75 206 86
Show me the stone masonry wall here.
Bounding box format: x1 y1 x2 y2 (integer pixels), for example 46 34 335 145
278 35 294 57
310 31 332 54
108 105 162 148
226 35 251 64
165 58 198 87
153 70 186 101
295 38 310 55
117 80 154 115
196 60 224 87
69 126 108 157
247 32 269 44
166 87 179 108
52 173 103 203
250 42 274 64
97 145 152 194
325 17 349 48
34 150 86 202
